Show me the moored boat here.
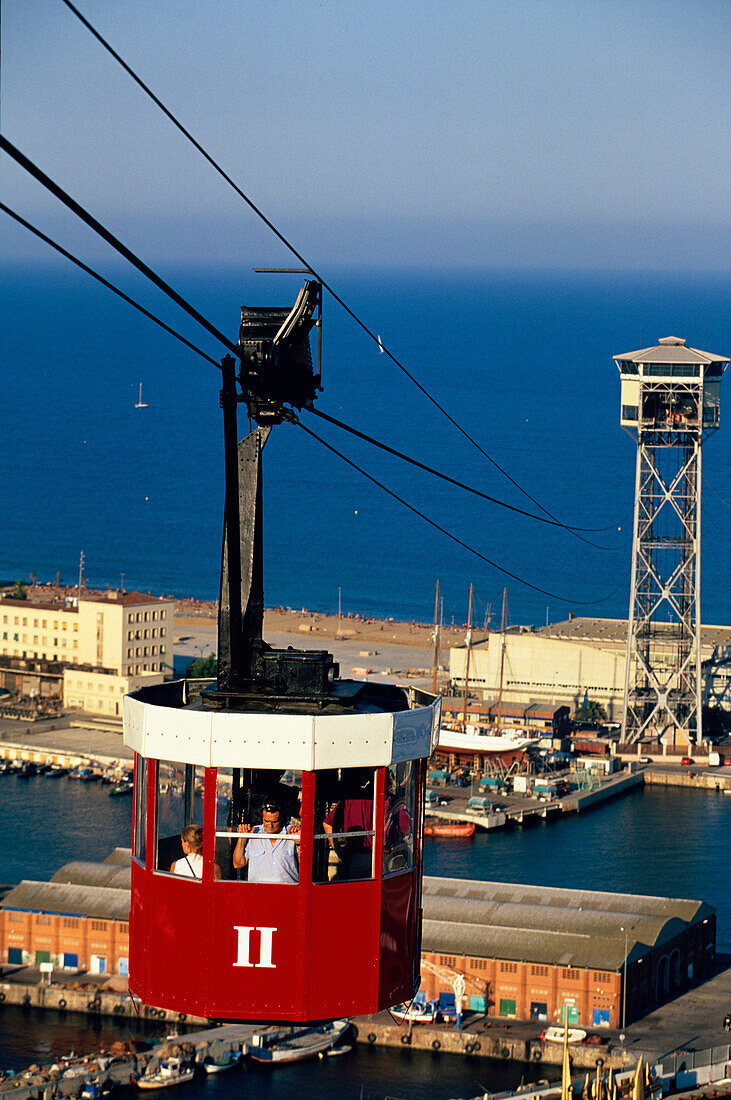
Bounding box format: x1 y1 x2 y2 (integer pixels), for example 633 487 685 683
389 998 436 1024
423 819 475 838
249 1019 349 1064
136 1058 194 1090
202 1051 241 1074
541 1026 587 1044
109 782 133 796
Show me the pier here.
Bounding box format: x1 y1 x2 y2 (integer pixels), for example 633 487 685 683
426 766 645 830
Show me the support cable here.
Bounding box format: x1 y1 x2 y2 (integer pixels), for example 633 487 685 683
309 407 624 546
0 135 237 359
57 0 616 536
1 203 221 369
296 419 629 607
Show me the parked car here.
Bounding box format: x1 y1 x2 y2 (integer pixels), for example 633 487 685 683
681 757 694 765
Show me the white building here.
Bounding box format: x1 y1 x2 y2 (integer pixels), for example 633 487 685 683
0 591 175 717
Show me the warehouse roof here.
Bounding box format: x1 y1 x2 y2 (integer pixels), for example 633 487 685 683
51 860 130 890
422 877 714 971
2 880 130 922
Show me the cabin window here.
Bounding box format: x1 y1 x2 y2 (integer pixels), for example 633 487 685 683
154 761 204 877
133 755 147 864
313 767 377 883
383 760 415 876
214 767 301 884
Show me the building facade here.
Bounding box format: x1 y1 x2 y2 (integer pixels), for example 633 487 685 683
450 618 731 728
421 877 715 1027
0 592 175 716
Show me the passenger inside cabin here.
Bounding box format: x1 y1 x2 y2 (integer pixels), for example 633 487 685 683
232 799 300 884
322 769 376 881
170 824 221 879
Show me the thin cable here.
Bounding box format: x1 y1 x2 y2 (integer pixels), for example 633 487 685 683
309 406 624 547
296 420 629 607
1 203 221 369
59 0 605 534
702 474 731 510
0 135 237 359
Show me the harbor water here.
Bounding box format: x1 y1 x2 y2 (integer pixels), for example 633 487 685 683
1 772 730 1096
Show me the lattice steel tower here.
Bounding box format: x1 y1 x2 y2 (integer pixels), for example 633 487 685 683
615 336 728 745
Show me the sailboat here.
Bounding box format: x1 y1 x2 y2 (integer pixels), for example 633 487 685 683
436 586 538 759
135 383 149 408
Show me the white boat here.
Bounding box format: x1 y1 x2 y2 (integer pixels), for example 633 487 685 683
137 1058 194 1090
202 1051 241 1074
249 1019 349 1065
437 724 539 757
390 1000 436 1024
541 1026 587 1044
135 383 149 409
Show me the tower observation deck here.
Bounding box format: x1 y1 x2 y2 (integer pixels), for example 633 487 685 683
615 336 728 746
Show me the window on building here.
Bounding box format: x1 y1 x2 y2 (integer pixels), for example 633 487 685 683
500 961 518 973
63 917 79 929
35 915 51 925
91 920 107 931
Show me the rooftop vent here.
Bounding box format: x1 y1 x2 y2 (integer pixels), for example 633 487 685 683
658 336 686 346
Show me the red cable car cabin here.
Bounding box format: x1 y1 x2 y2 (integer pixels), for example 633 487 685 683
124 677 440 1022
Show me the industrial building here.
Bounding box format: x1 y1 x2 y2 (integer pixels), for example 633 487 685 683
421 877 715 1028
0 856 715 1028
450 617 731 731
0 591 175 716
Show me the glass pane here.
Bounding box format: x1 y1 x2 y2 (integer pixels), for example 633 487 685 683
155 761 204 876
133 755 147 864
383 761 415 876
215 768 301 884
314 767 376 883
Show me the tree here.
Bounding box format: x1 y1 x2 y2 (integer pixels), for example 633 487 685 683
12 580 27 601
573 700 607 725
185 654 217 678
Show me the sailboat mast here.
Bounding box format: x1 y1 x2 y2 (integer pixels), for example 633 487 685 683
496 587 507 732
431 579 440 695
461 583 473 732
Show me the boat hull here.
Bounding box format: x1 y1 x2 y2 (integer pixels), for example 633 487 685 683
249 1020 349 1064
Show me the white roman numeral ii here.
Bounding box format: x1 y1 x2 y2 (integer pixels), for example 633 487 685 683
233 925 277 969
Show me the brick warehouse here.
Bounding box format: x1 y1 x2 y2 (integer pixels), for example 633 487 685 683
420 878 716 1027
0 860 715 1027
0 853 130 975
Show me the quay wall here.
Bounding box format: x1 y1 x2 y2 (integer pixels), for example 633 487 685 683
350 1019 630 1068
643 770 731 792
0 978 206 1026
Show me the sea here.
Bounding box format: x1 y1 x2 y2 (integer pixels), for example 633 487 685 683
1 773 730 1098
1 264 729 630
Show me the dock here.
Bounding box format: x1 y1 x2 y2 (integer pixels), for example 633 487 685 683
426 767 645 830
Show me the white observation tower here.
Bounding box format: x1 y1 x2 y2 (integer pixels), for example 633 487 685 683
615 336 728 746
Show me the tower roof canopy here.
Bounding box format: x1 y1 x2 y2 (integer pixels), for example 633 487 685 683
614 337 729 367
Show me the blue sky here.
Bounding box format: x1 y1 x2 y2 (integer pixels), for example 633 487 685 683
2 0 730 269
